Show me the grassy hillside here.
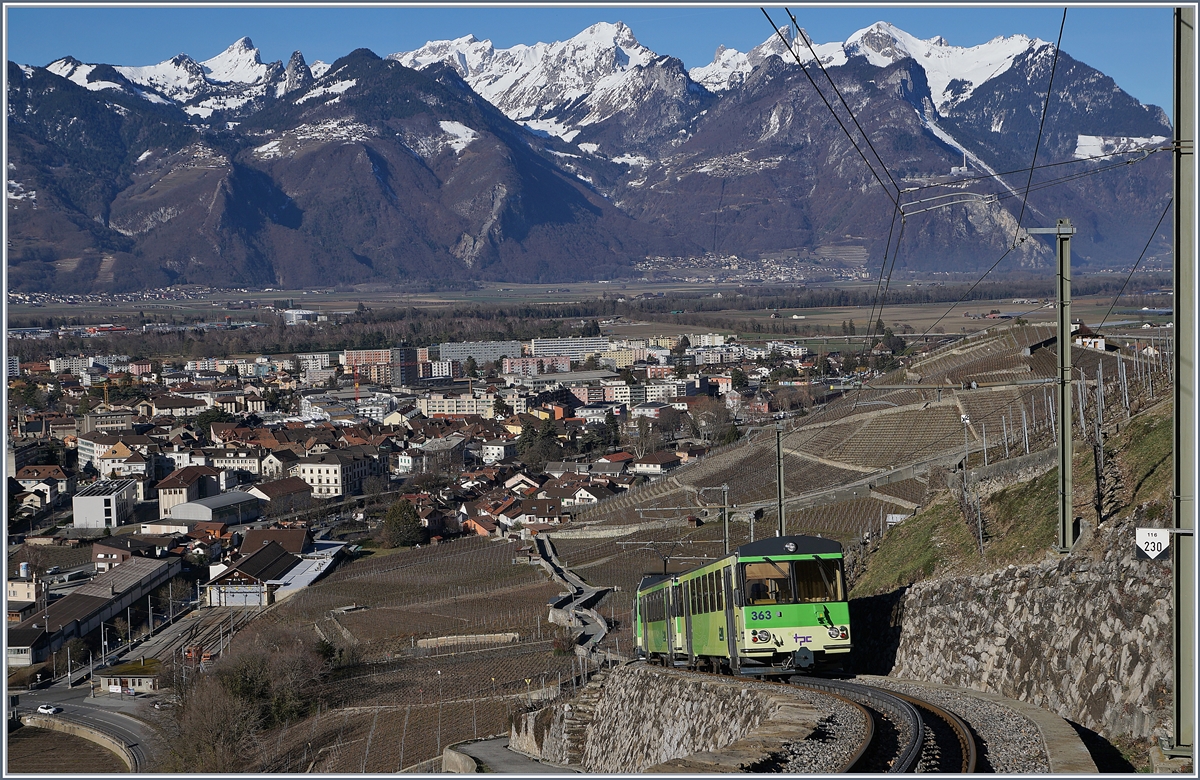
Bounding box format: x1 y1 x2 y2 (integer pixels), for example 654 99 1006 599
850 401 1174 599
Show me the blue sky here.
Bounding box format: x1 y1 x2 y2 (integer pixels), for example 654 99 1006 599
5 5 1175 109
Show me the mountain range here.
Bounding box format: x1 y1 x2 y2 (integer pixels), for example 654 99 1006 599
6 21 1172 292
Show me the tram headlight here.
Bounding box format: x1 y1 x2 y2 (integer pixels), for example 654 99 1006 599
784 542 796 552
756 629 772 643
827 626 840 638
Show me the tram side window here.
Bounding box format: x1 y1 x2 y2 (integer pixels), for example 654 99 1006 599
706 572 715 613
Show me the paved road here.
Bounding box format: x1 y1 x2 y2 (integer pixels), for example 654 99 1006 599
18 684 157 771
456 738 576 774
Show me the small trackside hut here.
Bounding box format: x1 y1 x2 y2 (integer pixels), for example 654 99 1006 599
634 535 851 677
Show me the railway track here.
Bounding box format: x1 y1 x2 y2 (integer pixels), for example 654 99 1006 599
637 663 981 773
791 677 978 773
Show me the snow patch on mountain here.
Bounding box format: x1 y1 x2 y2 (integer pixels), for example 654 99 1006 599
46 59 124 93
310 61 331 79
439 121 478 153
295 79 356 104
613 154 651 167
1074 134 1169 159
255 139 283 159
7 180 37 205
201 37 269 84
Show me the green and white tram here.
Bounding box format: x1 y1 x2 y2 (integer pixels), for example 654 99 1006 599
634 535 851 675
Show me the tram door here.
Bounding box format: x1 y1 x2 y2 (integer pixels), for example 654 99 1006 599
682 581 695 666
723 567 740 673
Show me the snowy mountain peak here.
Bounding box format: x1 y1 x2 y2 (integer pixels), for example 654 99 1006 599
690 24 847 92
46 57 129 94
201 37 270 84
390 20 663 140
692 21 1045 111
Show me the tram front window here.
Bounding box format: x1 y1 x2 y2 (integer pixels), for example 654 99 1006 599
742 558 845 605
743 562 794 605
794 558 844 602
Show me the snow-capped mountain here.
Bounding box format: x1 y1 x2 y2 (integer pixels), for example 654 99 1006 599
47 38 306 119
7 20 1172 293
390 22 707 148
690 25 845 92
692 22 1046 113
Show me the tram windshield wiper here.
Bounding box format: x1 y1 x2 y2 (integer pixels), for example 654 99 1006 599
811 555 837 601
760 556 790 578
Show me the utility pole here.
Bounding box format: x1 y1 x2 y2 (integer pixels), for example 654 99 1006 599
1030 218 1077 551
1171 4 1195 759
775 423 785 536
721 484 729 554
961 414 971 494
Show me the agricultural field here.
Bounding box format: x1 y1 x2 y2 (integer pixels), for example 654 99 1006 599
230 535 601 772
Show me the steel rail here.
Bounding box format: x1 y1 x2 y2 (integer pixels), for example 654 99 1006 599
817 687 876 773
793 678 924 772
888 689 979 773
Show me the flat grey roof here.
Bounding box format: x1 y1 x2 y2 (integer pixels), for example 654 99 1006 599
74 557 173 598
174 491 258 510
75 480 137 498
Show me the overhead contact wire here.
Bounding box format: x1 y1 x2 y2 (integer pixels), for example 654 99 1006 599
913 10 1068 344
1098 198 1173 331
1013 8 1067 240
761 8 898 208
786 8 901 197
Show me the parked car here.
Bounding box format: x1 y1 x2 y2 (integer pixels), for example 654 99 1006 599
36 704 61 714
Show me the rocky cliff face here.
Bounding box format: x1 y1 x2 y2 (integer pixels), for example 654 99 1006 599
852 504 1173 742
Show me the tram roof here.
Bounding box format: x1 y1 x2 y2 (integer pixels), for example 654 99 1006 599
736 535 843 558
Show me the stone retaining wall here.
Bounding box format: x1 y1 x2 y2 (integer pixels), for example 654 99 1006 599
512 665 817 773
21 714 135 771
440 745 479 773
851 507 1173 742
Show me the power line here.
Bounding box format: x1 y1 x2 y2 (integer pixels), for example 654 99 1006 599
761 8 898 208
1013 8 1068 240
909 150 1164 343
858 208 903 357
986 151 1165 202
907 7 1067 347
761 6 906 415
786 8 900 197
1098 198 1173 331
857 215 908 380
903 142 1174 197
